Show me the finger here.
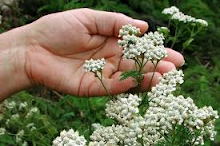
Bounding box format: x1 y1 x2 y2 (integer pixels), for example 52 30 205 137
141 72 162 91
72 8 149 37
163 48 185 67
119 59 176 74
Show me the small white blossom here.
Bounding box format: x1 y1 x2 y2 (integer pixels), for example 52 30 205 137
4 100 16 110
195 19 208 27
157 27 170 35
90 125 141 146
11 114 20 120
19 102 28 110
26 107 39 118
16 130 25 143
0 128 6 135
26 123 36 131
105 94 141 124
162 6 179 15
83 58 106 73
118 24 141 37
118 24 167 60
171 12 196 23
22 141 28 146
162 6 208 26
53 129 87 146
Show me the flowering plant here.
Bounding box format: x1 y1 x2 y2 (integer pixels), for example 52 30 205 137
52 6 218 146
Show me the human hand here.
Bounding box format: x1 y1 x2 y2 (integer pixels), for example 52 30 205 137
0 8 184 99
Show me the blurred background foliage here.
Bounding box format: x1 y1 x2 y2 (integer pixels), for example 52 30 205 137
0 0 220 145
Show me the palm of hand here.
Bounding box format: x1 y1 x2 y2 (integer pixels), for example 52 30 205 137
25 9 183 96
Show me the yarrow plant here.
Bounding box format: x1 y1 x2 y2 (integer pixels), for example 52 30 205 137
161 6 208 52
52 9 219 145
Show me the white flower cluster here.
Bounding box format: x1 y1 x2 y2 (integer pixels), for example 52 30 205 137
4 100 16 110
90 124 140 146
26 107 39 118
118 24 167 60
105 94 141 124
89 70 218 146
16 130 25 143
144 70 219 145
162 6 208 26
53 129 87 146
118 24 141 37
19 102 28 110
83 58 106 73
0 128 6 135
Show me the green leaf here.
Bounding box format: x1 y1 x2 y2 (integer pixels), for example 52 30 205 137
183 38 194 49
120 71 143 81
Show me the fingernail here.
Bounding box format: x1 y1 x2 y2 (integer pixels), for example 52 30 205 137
132 79 138 87
181 59 185 66
134 19 148 26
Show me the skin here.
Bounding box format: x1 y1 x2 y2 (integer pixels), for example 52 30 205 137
0 8 184 101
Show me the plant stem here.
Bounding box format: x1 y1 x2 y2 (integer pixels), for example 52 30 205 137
96 72 112 98
148 61 159 89
171 24 179 49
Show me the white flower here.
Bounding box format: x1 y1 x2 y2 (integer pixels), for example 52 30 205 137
4 100 16 110
118 24 167 60
83 58 106 73
22 141 28 146
157 27 170 35
118 24 141 37
90 125 141 146
162 6 179 15
105 94 141 124
144 31 165 46
162 6 208 26
11 114 19 120
146 69 218 145
144 45 167 60
53 129 87 146
26 107 39 118
19 102 28 110
171 12 196 23
92 123 103 130
26 123 36 131
16 130 25 143
0 128 6 135
195 19 208 27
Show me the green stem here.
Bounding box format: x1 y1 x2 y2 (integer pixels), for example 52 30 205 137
96 72 112 98
170 24 179 49
148 61 159 89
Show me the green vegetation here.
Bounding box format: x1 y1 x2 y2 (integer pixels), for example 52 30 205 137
0 0 220 145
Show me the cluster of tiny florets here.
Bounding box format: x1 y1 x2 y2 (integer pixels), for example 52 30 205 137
118 24 167 60
145 70 218 145
118 24 141 37
162 6 208 26
83 58 106 73
90 124 140 146
53 129 87 146
88 70 218 146
105 94 141 124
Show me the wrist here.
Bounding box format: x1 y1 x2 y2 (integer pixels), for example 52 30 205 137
0 25 35 101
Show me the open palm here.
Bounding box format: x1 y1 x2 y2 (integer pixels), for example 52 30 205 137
25 8 184 97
